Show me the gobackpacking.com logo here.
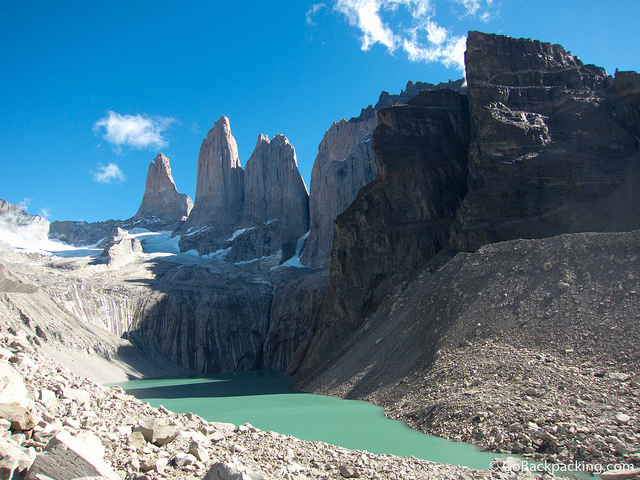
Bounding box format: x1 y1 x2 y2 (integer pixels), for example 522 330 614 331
490 459 638 475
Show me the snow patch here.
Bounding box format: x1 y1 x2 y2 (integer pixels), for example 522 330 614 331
227 227 255 242
271 231 310 269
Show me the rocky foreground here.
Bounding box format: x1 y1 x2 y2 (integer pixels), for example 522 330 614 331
0 327 550 480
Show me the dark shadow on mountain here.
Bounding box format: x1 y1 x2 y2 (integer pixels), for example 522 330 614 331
120 370 304 400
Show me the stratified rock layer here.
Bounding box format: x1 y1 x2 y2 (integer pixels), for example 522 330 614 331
179 116 245 254
133 153 193 228
450 31 640 251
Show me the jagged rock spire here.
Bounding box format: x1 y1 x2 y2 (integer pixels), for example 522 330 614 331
134 153 193 225
242 134 309 237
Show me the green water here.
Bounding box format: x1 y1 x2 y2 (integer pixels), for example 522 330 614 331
118 370 506 470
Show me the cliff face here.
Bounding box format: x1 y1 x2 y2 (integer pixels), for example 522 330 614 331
300 116 378 267
291 32 640 381
290 90 470 375
133 153 193 228
300 79 467 268
450 31 639 251
225 134 309 263
178 116 245 254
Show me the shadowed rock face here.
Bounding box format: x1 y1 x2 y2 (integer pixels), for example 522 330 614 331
290 32 640 382
178 116 245 254
133 153 193 228
450 31 640 251
262 269 329 370
301 79 467 268
290 90 471 375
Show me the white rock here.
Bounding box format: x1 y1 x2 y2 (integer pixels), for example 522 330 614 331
0 362 37 430
26 429 119 480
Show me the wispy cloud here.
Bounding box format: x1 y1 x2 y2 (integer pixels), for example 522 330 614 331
332 0 498 71
93 111 176 153
39 206 51 219
93 163 126 184
306 3 327 25
18 197 31 212
453 0 496 21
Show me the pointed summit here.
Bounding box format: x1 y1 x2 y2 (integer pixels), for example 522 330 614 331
133 153 193 227
178 116 245 253
242 133 309 236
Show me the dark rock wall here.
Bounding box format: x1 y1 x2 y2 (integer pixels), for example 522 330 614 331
291 31 640 383
290 90 471 376
450 31 639 252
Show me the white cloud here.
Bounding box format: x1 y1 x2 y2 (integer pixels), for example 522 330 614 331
93 163 126 184
18 198 30 212
39 206 51 219
335 0 401 51
93 111 176 153
453 0 498 21
306 3 327 25
332 0 499 71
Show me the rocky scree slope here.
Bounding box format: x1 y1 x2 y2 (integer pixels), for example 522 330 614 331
0 325 549 480
292 230 640 469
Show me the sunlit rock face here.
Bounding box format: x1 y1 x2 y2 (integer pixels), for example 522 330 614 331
133 153 193 228
178 116 245 254
224 134 309 264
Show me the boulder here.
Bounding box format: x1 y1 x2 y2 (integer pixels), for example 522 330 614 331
26 430 119 480
0 437 35 478
203 458 270 480
189 439 210 463
600 468 640 480
134 418 179 446
0 363 37 430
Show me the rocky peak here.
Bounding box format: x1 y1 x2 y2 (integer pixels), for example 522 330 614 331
224 133 309 263
300 79 467 268
133 153 193 227
178 116 245 253
465 31 609 90
242 133 308 231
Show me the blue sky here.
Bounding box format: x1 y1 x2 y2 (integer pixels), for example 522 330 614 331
1 1 638 223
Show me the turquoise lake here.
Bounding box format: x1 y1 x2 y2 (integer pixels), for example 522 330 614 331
118 370 504 470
